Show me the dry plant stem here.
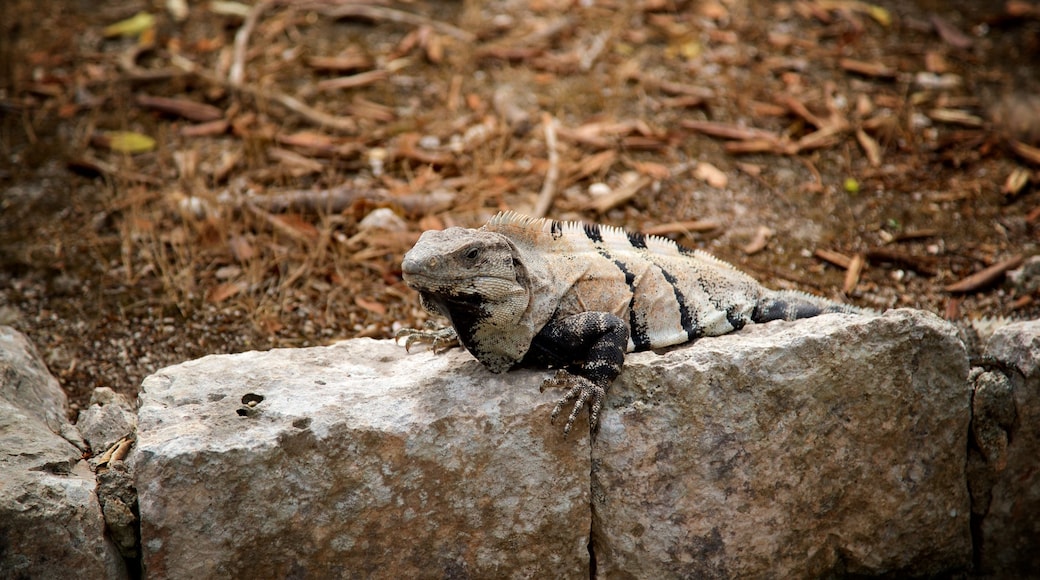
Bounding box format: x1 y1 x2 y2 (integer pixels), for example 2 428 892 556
170 55 357 132
229 0 277 86
316 70 390 92
309 2 475 42
642 220 721 235
944 255 1024 293
533 113 559 218
588 175 652 213
242 185 456 216
814 249 853 269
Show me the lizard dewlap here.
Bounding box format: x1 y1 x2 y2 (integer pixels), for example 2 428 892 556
397 211 865 434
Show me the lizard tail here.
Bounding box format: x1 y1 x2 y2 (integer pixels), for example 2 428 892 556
752 290 866 323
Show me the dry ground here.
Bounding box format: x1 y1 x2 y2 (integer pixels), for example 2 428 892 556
1 0 1039 419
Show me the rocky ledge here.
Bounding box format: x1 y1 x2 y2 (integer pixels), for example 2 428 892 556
1 310 1038 578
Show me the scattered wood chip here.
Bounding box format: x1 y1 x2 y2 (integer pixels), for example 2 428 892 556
839 58 897 78
1002 168 1031 198
394 133 455 165
305 52 374 72
268 147 325 174
929 14 974 49
180 119 229 137
891 229 941 242
811 1 892 26
866 248 939 276
681 119 777 141
927 108 984 127
136 94 224 122
743 226 773 255
944 255 1024 293
587 174 653 213
843 253 865 293
355 296 388 315
855 128 882 167
1009 140 1040 165
572 150 618 180
275 131 363 158
315 69 389 92
313 2 476 43
736 162 763 177
207 281 247 303
346 96 396 122
693 161 728 189
1012 295 1034 310
626 159 671 180
228 235 255 262
814 249 853 269
252 208 320 243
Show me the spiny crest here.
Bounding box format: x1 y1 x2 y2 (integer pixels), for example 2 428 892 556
485 211 714 260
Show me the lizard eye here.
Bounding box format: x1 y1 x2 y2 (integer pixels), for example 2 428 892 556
464 247 480 261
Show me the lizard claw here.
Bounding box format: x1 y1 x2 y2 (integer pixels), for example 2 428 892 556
393 325 460 353
541 370 605 435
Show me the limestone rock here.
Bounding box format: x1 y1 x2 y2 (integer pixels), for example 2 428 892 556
591 309 972 578
132 339 590 578
0 325 69 432
975 319 1040 575
0 326 127 579
77 386 138 453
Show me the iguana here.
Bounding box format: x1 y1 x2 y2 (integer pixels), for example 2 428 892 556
397 211 867 434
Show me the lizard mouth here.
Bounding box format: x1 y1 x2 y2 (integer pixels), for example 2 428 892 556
401 271 467 293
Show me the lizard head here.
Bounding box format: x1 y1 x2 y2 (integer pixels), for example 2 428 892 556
401 227 533 371
402 227 527 300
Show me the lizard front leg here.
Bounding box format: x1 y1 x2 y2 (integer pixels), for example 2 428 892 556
527 312 629 435
394 292 462 353
394 324 460 353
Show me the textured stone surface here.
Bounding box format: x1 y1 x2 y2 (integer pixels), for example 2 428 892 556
975 319 1040 575
0 326 127 579
590 310 972 578
132 338 590 578
77 386 138 453
0 326 68 432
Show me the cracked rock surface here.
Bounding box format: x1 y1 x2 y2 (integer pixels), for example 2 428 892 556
2 313 1038 577
0 326 126 579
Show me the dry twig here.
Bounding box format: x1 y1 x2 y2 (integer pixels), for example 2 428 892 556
309 3 475 42
945 255 1024 293
229 0 277 86
533 113 560 218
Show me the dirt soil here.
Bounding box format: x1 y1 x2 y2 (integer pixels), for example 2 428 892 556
1 0 1039 423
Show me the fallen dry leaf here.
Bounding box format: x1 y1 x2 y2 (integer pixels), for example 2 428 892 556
91 131 157 154
103 11 155 38
206 281 246 304
355 296 388 315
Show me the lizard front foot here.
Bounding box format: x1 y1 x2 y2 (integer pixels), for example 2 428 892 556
541 370 606 435
394 325 460 353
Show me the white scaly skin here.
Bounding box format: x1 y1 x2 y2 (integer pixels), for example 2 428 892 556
398 212 867 434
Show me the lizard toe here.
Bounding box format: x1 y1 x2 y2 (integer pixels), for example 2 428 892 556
543 371 605 435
